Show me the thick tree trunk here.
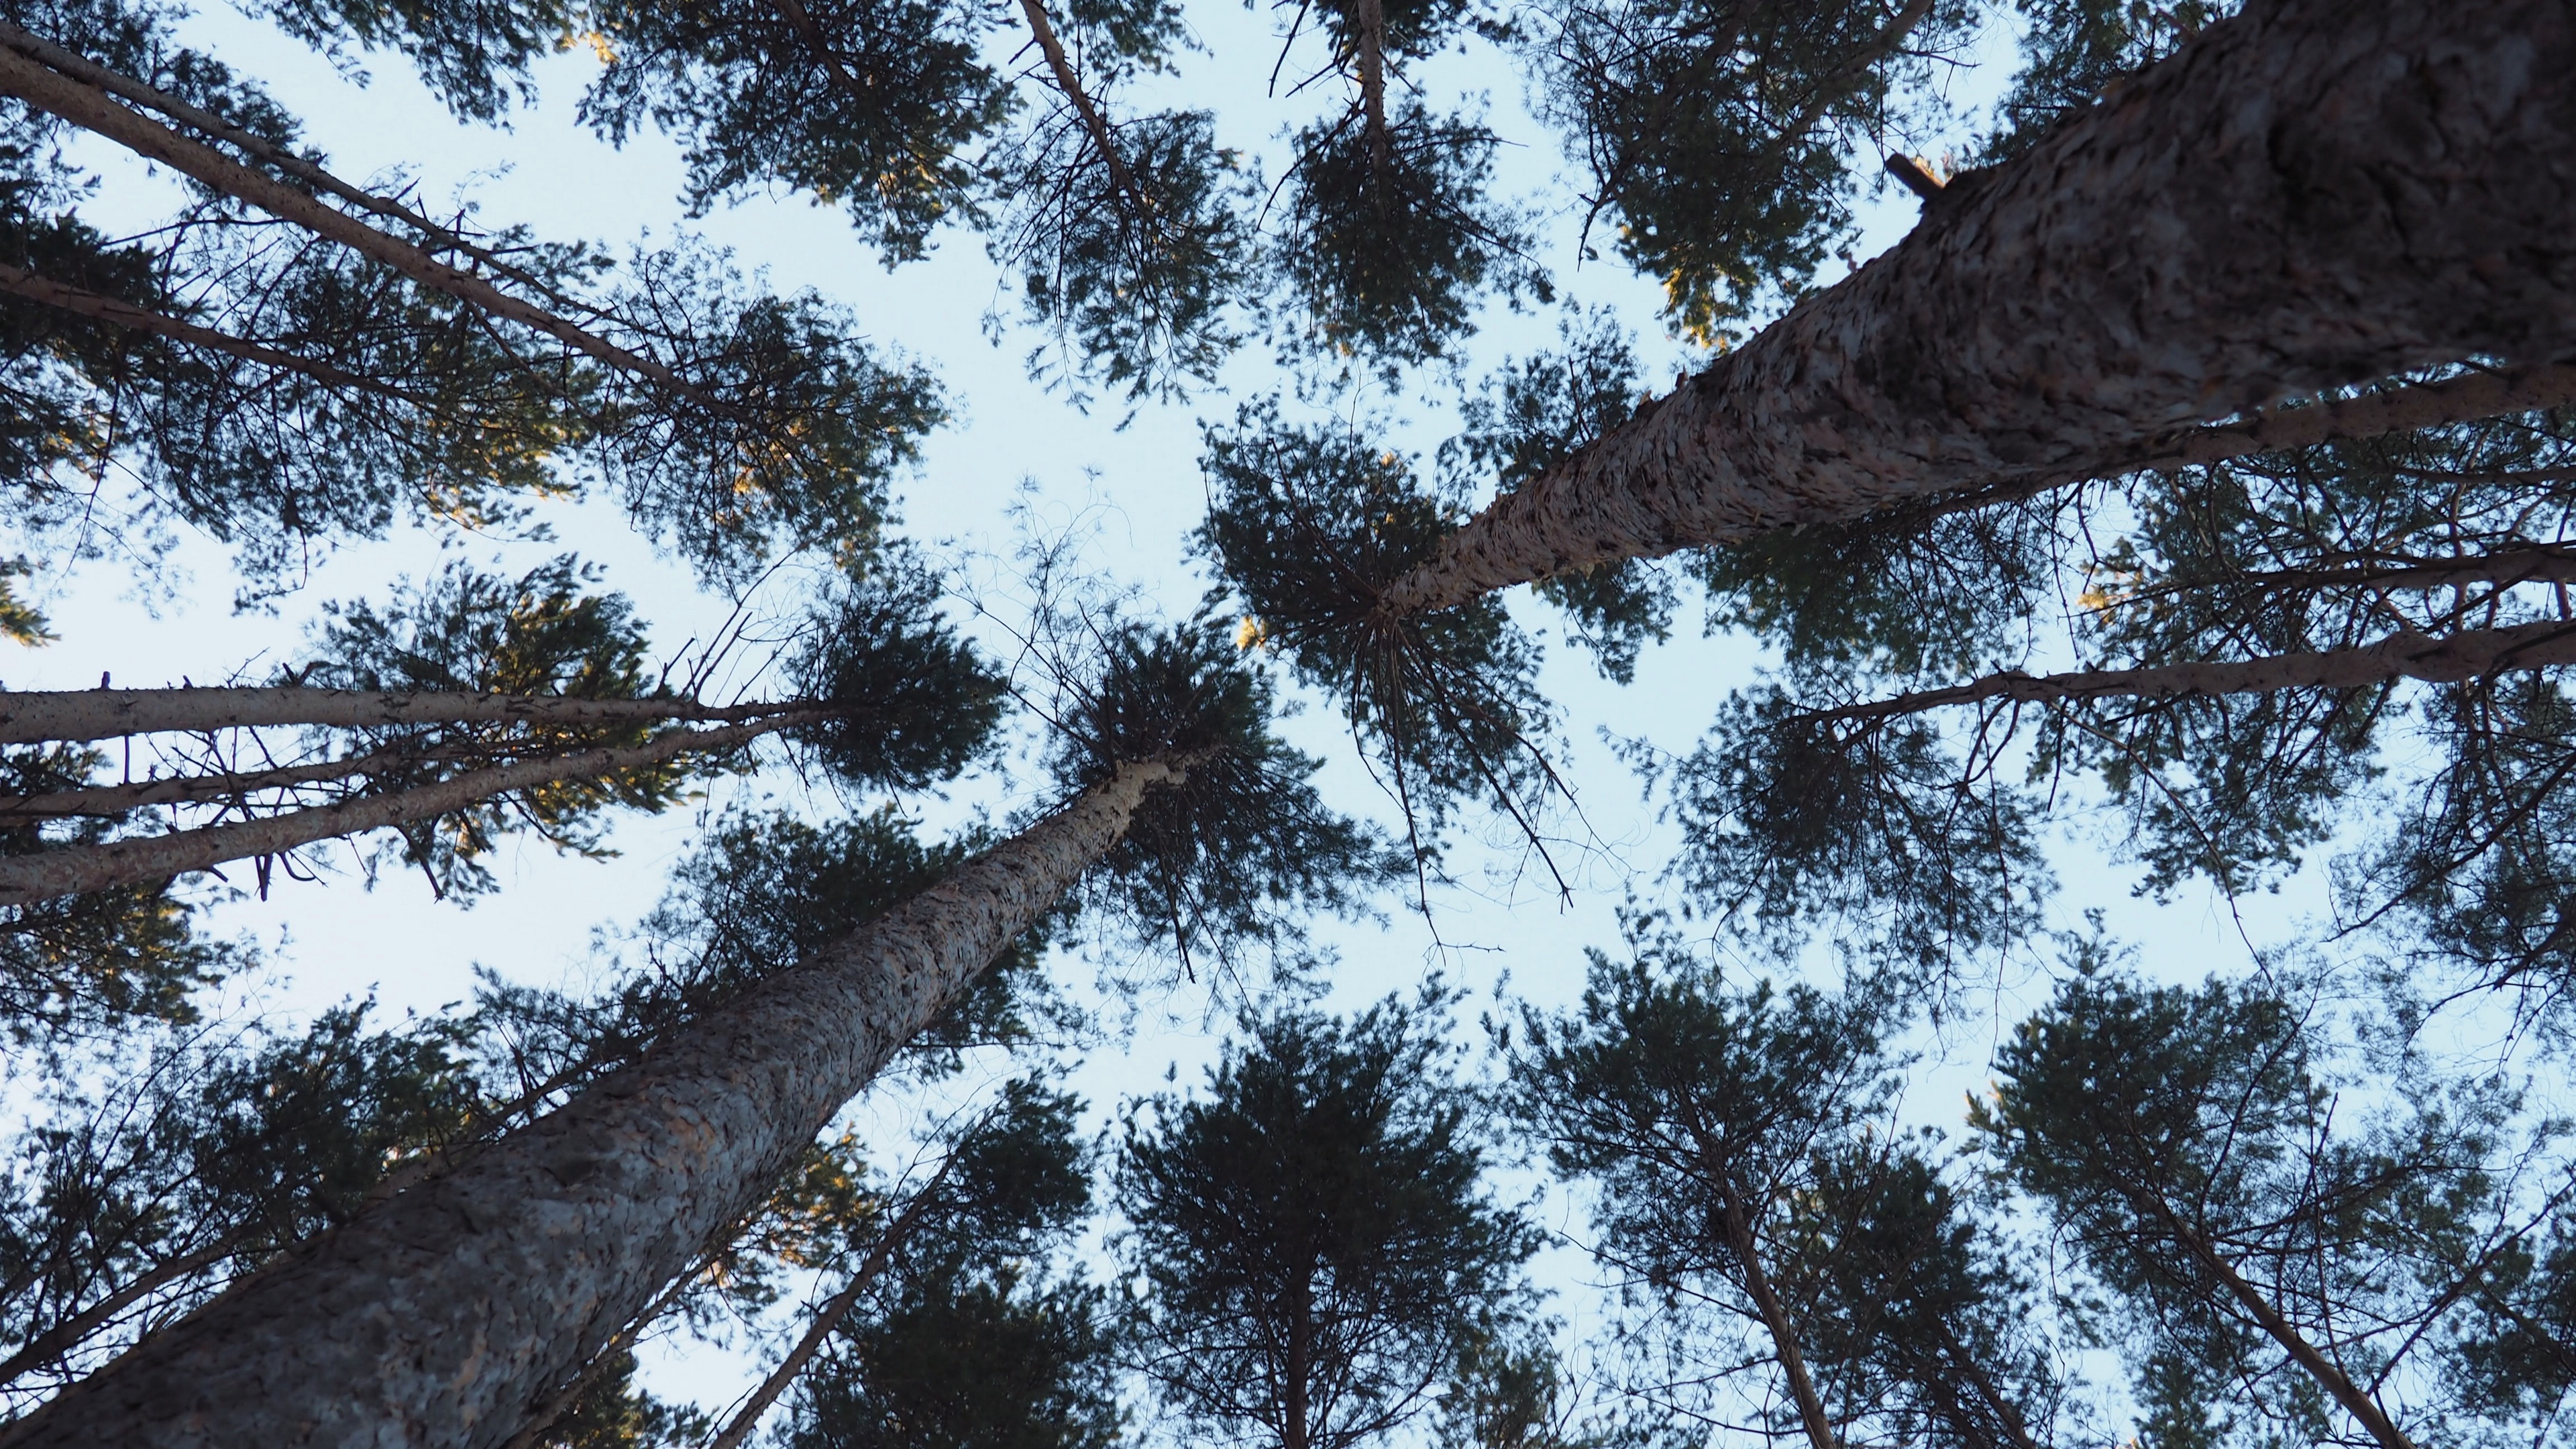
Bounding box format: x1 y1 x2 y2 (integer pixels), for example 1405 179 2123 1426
0 758 1189 1449
0 685 794 745
1373 0 2576 620
1807 620 2576 725
0 46 696 396
0 714 816 907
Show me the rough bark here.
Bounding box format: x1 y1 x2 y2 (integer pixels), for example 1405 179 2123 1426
0 714 815 907
1805 620 2576 726
0 46 696 396
702 1159 953 1449
0 758 1189 1449
0 685 795 745
1373 0 2576 619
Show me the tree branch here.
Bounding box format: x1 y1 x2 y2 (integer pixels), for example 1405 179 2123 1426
0 685 802 745
0 712 822 907
1803 620 2576 727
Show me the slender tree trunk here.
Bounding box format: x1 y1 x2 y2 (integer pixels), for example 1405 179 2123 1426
0 714 818 907
0 46 698 397
2 742 504 820
1014 0 1152 217
1713 1183 1839 1449
0 685 795 745
0 262 431 400
0 757 1191 1449
1371 0 2576 620
2157 1208 2417 1449
703 1162 955 1449
2201 545 2576 598
0 1228 254 1387
2127 362 2576 475
1352 0 1393 194
1804 620 2576 727
0 21 585 312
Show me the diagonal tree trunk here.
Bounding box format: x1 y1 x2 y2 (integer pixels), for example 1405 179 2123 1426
0 21 592 316
0 261 437 402
0 713 822 907
0 685 796 745
0 44 698 399
1370 0 2576 621
702 1151 959 1449
1803 620 2576 727
0 756 1195 1449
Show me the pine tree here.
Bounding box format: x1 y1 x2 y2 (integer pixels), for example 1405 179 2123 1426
1116 987 1536 1449
3 623 1391 1447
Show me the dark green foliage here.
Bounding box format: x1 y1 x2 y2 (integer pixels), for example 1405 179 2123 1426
0 561 50 646
0 1004 486 1394
1980 0 2229 163
528 1350 714 1449
788 559 1010 791
790 1278 1124 1449
1505 925 2057 1445
584 262 946 585
786 1078 1120 1449
1276 105 1538 366
2447 1214 2576 1425
237 0 573 122
1533 0 1978 339
1441 314 1668 682
993 107 1250 401
291 557 689 899
301 554 651 700
1772 1144 2061 1449
1117 991 1535 1449
1977 954 2516 1447
1044 618 1401 974
1688 496 2055 686
1195 404 1553 833
0 747 240 1036
1669 687 2047 979
579 0 1011 264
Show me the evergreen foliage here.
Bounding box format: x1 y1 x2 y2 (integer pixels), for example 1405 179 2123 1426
1117 990 1536 1449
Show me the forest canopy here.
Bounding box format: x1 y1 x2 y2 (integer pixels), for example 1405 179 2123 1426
3 1 2576 1447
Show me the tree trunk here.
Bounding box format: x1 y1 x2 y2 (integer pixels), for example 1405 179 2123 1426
0 757 1191 1449
0 21 584 313
0 685 796 745
2155 1205 2417 1449
1371 0 2576 620
0 714 818 907
1713 1184 1839 1449
1805 620 2576 726
0 262 429 400
0 46 696 397
702 1157 955 1449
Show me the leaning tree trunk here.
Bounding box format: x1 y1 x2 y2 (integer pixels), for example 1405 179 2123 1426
0 756 1192 1449
0 712 822 908
0 684 796 744
1807 620 2576 725
1372 0 2576 620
